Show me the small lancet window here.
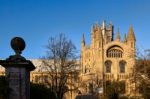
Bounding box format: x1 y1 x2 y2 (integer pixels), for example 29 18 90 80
105 60 112 73
119 61 126 73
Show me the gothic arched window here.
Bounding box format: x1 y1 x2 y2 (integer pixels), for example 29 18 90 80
105 60 112 73
107 45 123 58
119 60 126 73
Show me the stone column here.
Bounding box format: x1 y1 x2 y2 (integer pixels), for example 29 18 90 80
0 37 35 99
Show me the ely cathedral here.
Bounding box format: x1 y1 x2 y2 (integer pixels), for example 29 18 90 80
0 20 137 99
80 21 136 96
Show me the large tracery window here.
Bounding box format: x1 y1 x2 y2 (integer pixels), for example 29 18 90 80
119 60 126 73
107 46 123 58
105 60 112 73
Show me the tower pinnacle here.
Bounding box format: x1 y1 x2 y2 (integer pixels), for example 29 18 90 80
102 20 106 29
116 28 121 41
124 33 127 43
81 33 85 46
127 25 136 41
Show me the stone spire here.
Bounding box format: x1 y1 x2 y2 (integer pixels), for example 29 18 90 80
81 33 85 46
102 20 106 29
127 25 136 48
116 28 120 41
124 33 127 43
127 25 136 41
101 20 106 39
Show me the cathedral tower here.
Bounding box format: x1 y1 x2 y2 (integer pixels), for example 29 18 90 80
80 20 136 95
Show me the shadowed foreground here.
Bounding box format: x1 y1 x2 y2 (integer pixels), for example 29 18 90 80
75 94 97 99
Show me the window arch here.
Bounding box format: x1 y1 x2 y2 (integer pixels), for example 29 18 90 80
105 60 112 73
119 60 126 73
107 45 123 58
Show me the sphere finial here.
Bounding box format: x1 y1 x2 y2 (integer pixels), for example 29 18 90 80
11 37 26 55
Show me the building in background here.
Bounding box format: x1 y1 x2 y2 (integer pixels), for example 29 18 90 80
80 20 136 96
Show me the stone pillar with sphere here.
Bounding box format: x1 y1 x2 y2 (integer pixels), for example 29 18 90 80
0 37 35 99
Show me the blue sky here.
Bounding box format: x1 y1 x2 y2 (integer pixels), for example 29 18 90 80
0 0 150 59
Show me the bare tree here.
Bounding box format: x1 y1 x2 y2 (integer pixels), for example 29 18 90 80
132 49 150 99
42 33 79 99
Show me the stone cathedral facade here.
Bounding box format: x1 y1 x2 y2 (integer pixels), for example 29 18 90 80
80 21 136 95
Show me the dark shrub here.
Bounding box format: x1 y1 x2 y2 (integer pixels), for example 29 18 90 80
30 83 56 99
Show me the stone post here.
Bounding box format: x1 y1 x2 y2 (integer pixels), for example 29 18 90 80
0 37 35 99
